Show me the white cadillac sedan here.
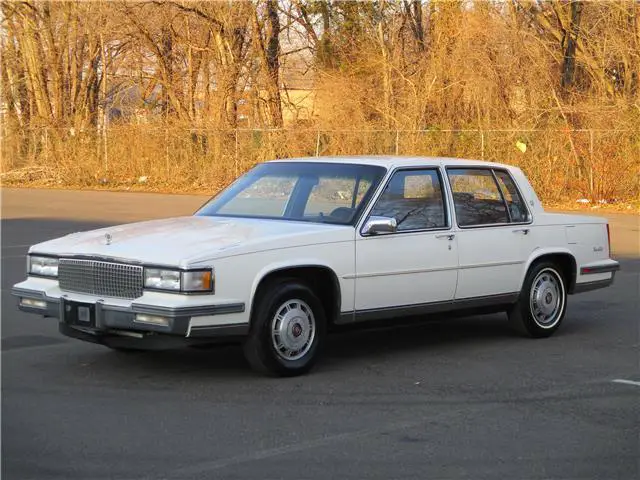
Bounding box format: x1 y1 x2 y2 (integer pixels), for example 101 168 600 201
12 156 620 376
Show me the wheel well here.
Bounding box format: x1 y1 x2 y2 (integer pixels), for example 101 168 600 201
252 266 341 324
530 253 577 292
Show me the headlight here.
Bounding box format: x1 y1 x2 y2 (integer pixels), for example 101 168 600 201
28 255 59 277
144 268 181 291
144 268 213 293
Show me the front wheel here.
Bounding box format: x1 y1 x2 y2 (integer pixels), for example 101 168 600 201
243 279 326 377
508 262 567 338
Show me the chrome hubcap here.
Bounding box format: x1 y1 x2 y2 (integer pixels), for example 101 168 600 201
530 269 565 327
271 299 315 361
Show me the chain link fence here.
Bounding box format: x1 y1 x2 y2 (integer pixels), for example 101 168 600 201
1 126 638 201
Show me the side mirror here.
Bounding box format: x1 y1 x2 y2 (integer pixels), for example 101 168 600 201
362 216 397 236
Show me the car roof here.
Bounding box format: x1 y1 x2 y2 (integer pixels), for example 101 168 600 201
268 155 516 170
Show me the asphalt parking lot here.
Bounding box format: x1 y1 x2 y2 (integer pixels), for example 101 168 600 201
2 188 639 480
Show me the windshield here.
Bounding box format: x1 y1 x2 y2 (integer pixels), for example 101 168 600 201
196 162 386 225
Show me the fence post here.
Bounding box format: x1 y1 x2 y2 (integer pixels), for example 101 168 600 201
589 129 594 197
480 130 485 160
164 127 169 175
44 128 49 164
234 129 239 176
315 130 320 156
103 125 108 172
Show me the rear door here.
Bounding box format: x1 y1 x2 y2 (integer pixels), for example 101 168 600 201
446 167 532 300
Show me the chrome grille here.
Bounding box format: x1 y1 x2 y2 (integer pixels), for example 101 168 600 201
58 259 143 299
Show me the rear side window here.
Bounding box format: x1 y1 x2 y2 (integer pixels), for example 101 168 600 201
494 170 530 223
447 169 509 226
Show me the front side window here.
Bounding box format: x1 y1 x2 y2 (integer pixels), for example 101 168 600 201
368 169 447 231
447 168 509 226
196 162 386 225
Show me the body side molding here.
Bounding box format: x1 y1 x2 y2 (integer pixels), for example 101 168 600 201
336 292 519 324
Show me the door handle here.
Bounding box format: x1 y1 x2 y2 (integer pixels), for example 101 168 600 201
435 233 456 240
513 228 530 235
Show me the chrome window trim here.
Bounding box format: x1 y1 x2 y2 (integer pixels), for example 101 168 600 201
491 169 512 223
357 165 452 237
492 168 534 225
445 166 534 230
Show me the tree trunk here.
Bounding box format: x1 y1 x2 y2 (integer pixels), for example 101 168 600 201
630 2 639 99
160 26 174 117
561 1 583 90
377 19 394 127
318 1 333 68
406 0 424 52
264 0 283 127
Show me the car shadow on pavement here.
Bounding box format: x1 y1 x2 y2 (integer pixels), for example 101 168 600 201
78 270 635 381
75 314 537 380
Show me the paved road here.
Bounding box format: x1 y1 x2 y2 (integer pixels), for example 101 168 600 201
2 188 639 480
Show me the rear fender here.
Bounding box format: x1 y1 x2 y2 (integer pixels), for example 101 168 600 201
519 248 577 292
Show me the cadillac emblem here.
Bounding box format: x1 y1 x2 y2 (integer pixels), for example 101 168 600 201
104 233 112 245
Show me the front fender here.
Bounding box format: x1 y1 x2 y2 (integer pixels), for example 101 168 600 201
249 259 342 314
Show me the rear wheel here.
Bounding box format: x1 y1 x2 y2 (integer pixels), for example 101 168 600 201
509 262 567 338
243 279 326 377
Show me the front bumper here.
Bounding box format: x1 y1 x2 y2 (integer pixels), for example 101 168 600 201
11 285 248 341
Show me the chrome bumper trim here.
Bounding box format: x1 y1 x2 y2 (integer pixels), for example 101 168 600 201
12 287 247 338
579 261 621 275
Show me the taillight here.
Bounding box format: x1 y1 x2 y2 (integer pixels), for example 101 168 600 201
606 223 611 254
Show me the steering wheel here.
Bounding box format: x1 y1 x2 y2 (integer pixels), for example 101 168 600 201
329 207 355 222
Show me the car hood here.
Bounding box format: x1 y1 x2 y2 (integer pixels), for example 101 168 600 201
29 216 355 267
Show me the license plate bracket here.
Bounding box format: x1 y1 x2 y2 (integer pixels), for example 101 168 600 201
64 301 96 327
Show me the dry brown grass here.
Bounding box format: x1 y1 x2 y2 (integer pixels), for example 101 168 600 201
1 124 638 207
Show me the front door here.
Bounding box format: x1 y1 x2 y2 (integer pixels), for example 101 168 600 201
354 168 458 314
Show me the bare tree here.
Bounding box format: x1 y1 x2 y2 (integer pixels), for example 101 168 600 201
561 0 583 89
253 0 283 127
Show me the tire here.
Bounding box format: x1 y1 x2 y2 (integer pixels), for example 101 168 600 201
508 261 568 338
243 279 326 377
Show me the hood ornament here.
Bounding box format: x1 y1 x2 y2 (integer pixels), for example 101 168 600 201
104 233 112 245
